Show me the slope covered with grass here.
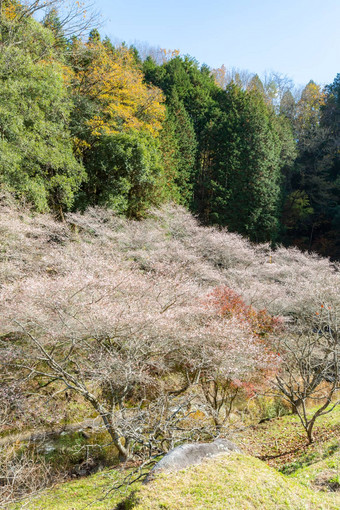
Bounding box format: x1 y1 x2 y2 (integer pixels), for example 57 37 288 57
16 453 340 510
10 467 139 510
237 405 340 471
132 454 340 510
10 405 340 509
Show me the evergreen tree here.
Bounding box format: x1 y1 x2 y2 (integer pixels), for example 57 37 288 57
319 74 340 257
248 74 266 96
282 79 339 256
210 86 283 242
42 8 68 52
164 92 197 205
143 55 285 241
158 107 181 202
280 90 296 121
143 55 221 213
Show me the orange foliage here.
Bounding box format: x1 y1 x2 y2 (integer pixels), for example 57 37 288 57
160 48 180 62
208 286 283 338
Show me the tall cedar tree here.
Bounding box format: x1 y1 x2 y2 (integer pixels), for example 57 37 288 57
159 92 197 206
144 56 287 242
207 85 283 242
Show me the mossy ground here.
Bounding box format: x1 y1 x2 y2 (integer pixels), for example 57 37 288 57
11 453 340 510
10 467 143 510
11 405 340 510
292 450 340 492
131 454 340 510
236 404 340 473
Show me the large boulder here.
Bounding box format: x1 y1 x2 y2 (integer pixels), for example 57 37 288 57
145 439 242 483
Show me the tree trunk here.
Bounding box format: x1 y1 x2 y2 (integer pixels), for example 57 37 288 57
85 394 130 462
214 421 222 432
291 398 302 415
307 422 315 444
102 416 130 462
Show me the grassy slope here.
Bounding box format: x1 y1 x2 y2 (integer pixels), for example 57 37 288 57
18 453 340 510
11 468 138 510
15 408 340 510
236 405 340 472
133 454 340 510
292 453 340 491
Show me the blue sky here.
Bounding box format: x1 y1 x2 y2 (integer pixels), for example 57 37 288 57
95 0 340 87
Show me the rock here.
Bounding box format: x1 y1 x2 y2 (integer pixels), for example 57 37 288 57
144 439 242 483
42 442 56 454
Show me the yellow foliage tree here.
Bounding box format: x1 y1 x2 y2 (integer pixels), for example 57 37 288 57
1 0 18 21
296 80 325 134
72 40 165 139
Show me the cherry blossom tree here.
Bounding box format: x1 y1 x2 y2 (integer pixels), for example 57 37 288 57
1 196 339 463
272 305 340 443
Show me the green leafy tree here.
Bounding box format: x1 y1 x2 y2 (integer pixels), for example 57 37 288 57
0 15 84 212
76 131 163 218
68 37 166 216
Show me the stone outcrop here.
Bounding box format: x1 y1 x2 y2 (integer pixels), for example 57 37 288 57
144 439 242 483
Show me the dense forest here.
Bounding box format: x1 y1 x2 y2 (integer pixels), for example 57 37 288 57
0 0 339 258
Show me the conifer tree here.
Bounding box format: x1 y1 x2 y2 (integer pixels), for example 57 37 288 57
165 92 197 205
203 85 283 242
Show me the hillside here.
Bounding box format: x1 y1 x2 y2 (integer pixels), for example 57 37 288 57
1 193 338 317
1 195 340 508
11 456 340 510
132 454 340 510
1 2 340 508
